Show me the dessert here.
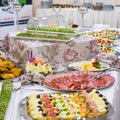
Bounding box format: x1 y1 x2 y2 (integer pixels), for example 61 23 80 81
27 90 109 120
26 57 52 75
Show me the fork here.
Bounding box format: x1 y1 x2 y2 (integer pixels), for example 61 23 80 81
92 73 110 80
13 86 44 92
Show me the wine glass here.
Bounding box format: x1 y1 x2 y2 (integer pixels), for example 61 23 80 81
78 6 88 38
52 8 61 26
8 0 22 31
78 6 88 29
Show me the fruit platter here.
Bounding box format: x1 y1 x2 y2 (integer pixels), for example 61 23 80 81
0 56 24 81
19 90 114 120
67 59 110 71
26 57 52 76
44 71 115 91
14 32 73 42
84 29 119 40
26 26 81 37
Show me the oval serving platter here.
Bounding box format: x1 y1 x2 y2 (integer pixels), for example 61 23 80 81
44 71 115 92
19 92 114 120
67 61 110 72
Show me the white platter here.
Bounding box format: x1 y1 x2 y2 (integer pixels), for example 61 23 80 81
19 93 114 120
24 28 81 37
12 35 73 43
67 61 110 72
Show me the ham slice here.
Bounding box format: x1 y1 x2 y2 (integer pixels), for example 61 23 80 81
45 71 115 91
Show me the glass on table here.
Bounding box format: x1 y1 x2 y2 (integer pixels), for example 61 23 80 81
52 8 62 26
8 0 22 31
27 17 40 44
78 6 88 29
52 8 61 16
78 6 88 39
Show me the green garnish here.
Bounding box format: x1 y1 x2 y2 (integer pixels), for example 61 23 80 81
77 111 80 114
16 32 70 41
60 100 64 103
66 112 70 115
63 108 68 111
62 104 65 107
27 26 77 34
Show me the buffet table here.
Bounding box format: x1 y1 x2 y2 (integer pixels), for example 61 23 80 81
2 70 120 120
36 8 120 28
1 29 120 120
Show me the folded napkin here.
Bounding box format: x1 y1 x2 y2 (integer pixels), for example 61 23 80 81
0 50 7 58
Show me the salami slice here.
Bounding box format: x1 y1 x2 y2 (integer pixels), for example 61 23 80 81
94 75 115 89
45 71 115 91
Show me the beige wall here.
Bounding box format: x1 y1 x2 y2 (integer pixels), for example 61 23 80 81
32 0 41 17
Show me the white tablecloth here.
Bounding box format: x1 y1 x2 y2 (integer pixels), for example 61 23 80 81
36 8 120 28
2 70 120 120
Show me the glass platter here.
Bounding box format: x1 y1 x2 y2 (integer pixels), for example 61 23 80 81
19 93 114 120
44 71 115 91
24 28 81 37
67 61 110 72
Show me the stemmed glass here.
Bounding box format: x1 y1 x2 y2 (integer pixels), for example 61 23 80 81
27 17 40 45
78 6 88 29
53 8 61 16
52 8 61 26
8 0 22 31
78 6 88 38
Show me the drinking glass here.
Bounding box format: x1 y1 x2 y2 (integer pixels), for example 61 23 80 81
78 6 88 29
53 8 61 16
8 0 22 31
52 8 61 26
78 6 88 39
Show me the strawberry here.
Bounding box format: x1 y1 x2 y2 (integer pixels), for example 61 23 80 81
92 60 101 69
